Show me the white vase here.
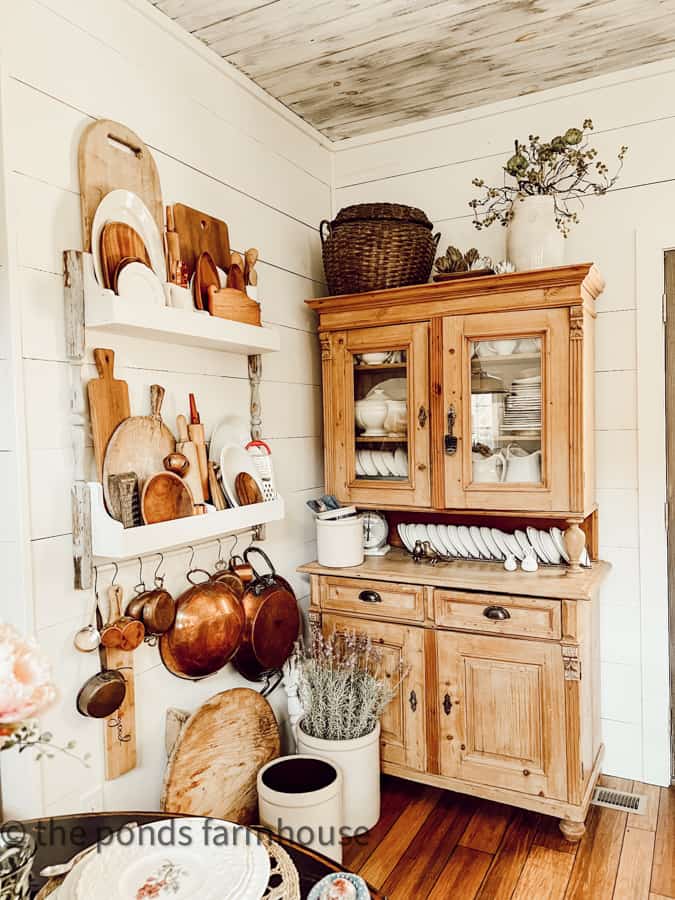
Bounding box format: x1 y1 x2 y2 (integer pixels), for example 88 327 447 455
507 195 564 271
295 720 381 835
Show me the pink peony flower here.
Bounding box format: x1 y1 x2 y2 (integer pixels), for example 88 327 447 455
0 623 57 724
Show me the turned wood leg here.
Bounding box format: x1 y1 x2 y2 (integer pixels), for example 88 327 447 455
559 818 586 842
564 520 586 575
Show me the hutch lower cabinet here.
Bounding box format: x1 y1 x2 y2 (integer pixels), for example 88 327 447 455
300 554 609 841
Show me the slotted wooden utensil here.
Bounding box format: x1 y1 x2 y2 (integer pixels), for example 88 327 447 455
87 349 130 480
102 385 175 519
100 222 151 290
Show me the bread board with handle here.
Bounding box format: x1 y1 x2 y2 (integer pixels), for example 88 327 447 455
78 119 163 254
102 384 175 518
102 643 137 780
87 349 131 480
171 204 231 278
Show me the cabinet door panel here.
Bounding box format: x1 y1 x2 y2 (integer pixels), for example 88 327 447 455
442 308 570 511
322 613 426 772
324 322 430 508
437 631 566 800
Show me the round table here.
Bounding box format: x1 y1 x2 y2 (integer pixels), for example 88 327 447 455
20 812 384 899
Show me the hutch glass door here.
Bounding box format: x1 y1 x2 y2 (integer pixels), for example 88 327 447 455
442 308 570 511
327 322 430 507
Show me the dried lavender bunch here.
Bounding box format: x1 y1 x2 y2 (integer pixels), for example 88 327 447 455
469 119 627 236
294 628 407 741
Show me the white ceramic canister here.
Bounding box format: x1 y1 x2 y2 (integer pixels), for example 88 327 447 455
295 720 381 835
257 755 344 863
507 195 564 271
316 514 364 568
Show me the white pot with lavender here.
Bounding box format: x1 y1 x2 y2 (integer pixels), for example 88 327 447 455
292 629 405 835
469 120 627 271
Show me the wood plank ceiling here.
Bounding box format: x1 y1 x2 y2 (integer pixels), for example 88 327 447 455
151 0 675 140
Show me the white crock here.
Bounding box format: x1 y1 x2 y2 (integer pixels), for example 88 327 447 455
507 195 564 271
295 720 381 835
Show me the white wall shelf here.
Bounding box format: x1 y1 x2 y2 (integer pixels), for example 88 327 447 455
88 482 284 561
74 252 280 355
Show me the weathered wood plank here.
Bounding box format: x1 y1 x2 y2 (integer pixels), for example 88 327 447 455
513 845 575 900
613 826 655 900
427 845 493 900
651 788 675 898
477 809 542 900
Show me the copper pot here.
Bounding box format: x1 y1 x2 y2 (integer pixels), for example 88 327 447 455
126 588 176 636
159 568 245 680
232 547 300 681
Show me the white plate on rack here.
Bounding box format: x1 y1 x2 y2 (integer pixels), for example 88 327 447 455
370 449 390 476
366 378 407 401
392 448 408 476
92 189 166 287
481 526 503 560
382 450 398 475
470 526 491 559
540 530 562 564
504 532 525 560
116 261 166 306
411 523 428 546
437 525 457 557
458 525 480 558
427 524 446 556
550 527 570 563
449 525 469 557
359 449 378 477
491 529 511 559
355 455 366 477
209 416 251 463
397 524 414 552
526 527 548 564
515 529 535 559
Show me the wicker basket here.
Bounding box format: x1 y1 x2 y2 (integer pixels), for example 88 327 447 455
320 203 440 295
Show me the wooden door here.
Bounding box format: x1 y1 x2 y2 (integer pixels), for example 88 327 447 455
437 631 567 800
322 613 426 772
322 322 431 508
442 308 570 511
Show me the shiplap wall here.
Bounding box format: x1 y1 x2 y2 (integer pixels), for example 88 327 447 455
333 61 675 782
0 0 329 818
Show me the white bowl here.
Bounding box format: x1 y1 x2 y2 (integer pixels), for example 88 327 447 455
359 352 389 365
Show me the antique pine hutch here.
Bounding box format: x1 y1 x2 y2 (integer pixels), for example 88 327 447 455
300 264 609 841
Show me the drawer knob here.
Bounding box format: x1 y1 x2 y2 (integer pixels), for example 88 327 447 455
483 605 510 621
443 693 453 715
359 589 382 603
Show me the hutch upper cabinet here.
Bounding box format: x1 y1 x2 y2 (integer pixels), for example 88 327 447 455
310 264 603 518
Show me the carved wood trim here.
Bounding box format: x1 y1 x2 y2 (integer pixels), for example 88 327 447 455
562 645 582 680
430 317 445 509
569 305 585 511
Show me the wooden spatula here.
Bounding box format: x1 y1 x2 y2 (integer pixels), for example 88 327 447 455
87 349 130 479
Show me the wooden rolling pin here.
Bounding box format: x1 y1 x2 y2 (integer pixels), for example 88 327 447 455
176 414 204 505
188 393 209 501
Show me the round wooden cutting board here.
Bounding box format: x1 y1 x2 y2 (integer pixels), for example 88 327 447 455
161 688 280 825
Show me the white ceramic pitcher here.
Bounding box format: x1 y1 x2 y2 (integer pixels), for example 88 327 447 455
504 444 542 482
471 450 506 483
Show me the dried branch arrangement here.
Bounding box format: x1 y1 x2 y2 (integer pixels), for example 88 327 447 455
470 119 627 236
294 627 406 741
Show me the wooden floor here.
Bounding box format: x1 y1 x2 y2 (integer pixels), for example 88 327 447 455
343 775 675 900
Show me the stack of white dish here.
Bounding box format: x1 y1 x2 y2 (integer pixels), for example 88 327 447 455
356 447 408 478
502 375 541 431
56 819 270 900
396 522 590 567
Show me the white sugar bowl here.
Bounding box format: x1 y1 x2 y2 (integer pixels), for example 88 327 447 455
355 389 388 436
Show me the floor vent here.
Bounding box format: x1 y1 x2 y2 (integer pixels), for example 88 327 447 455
591 787 646 814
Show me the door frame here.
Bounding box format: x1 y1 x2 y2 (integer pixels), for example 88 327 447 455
636 225 673 785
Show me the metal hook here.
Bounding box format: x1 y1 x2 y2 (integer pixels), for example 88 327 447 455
153 552 165 588
93 565 99 598
134 556 146 595
187 545 196 570
225 534 238 561
110 561 119 586
215 538 226 570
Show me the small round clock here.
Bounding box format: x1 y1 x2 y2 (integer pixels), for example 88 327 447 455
361 511 391 556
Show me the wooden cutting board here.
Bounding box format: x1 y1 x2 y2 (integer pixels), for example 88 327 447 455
194 250 219 312
102 645 136 780
79 119 163 253
171 204 231 278
87 349 130 480
161 688 280 824
102 384 175 518
100 222 150 290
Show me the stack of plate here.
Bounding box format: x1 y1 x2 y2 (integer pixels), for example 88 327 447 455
57 819 270 900
356 447 408 478
396 523 590 567
502 375 541 431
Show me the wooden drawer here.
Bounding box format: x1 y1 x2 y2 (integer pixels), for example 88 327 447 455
434 590 561 640
320 577 425 622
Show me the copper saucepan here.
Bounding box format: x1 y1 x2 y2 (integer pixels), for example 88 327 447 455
232 547 300 681
126 587 176 636
159 568 245 680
